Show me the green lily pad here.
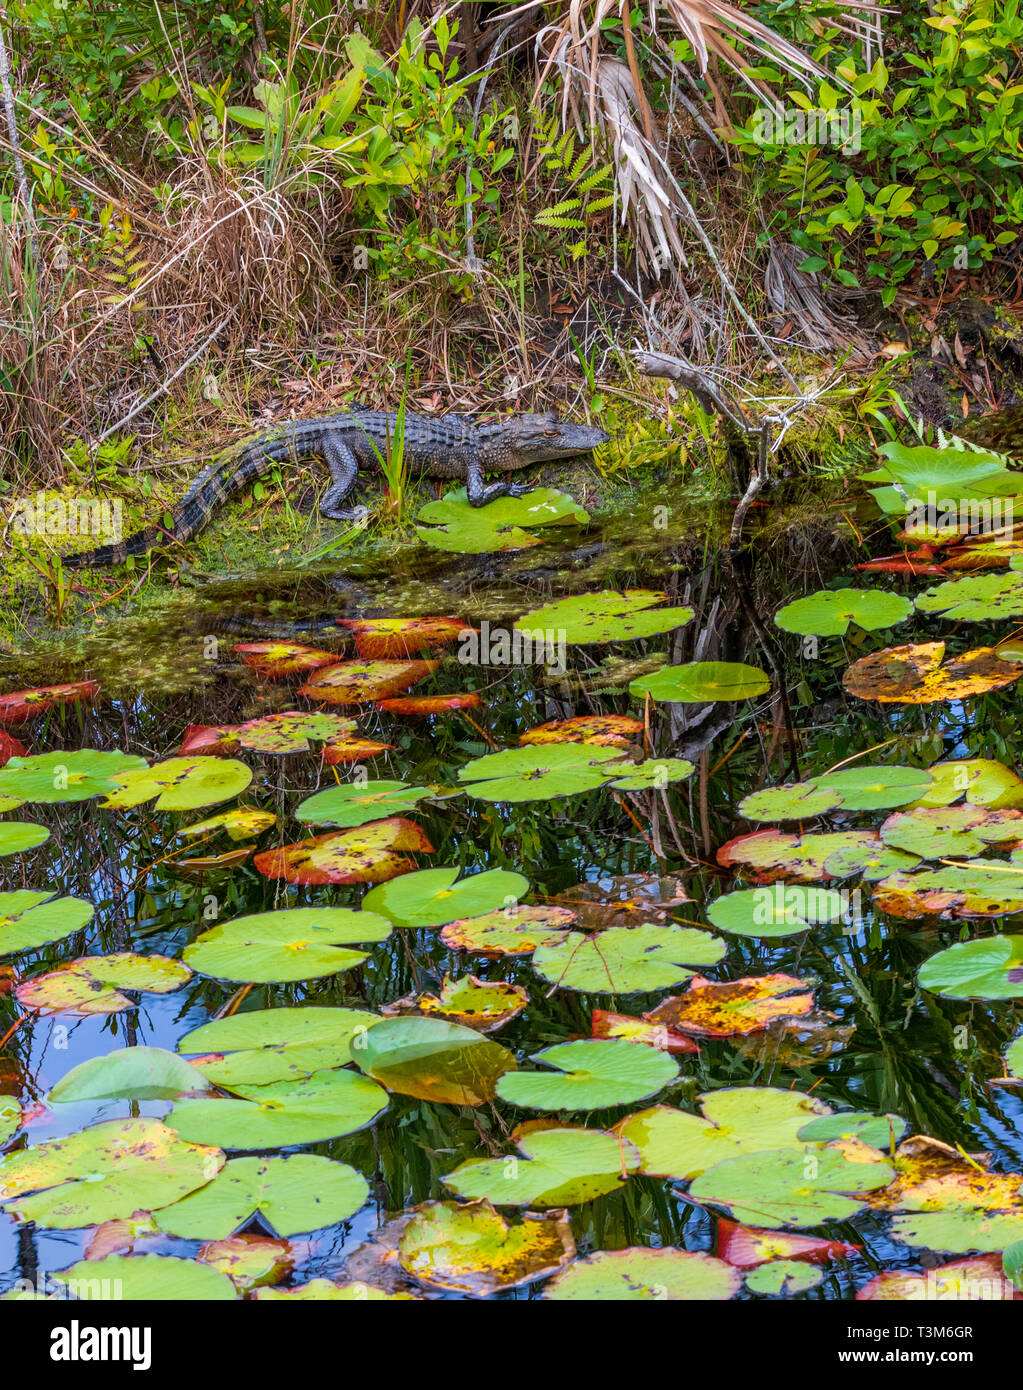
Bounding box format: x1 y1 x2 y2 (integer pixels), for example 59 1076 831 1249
252 1280 417 1300
915 571 1023 622
745 1259 824 1295
1006 1035 1023 1080
513 590 694 644
416 487 589 553
237 710 355 755
16 952 191 1017
915 759 1023 810
397 1200 576 1294
53 1253 236 1300
439 905 576 956
0 889 94 956
362 866 528 929
689 1145 895 1227
879 804 1023 859
294 780 432 828
456 743 626 802
178 1006 380 1086
918 934 1023 1000
815 765 934 812
0 1117 223 1227
862 441 1020 516
618 1087 832 1180
0 822 49 856
444 1126 641 1207
738 782 843 821
874 863 1023 919
798 1112 908 1149
706 886 846 938
544 1247 740 1301
101 756 252 811
155 1155 369 1238
821 841 921 881
496 1039 678 1111
0 1097 22 1149
184 906 391 983
387 974 528 1032
606 758 695 790
353 1015 516 1106
167 1069 389 1149
775 588 913 637
629 662 770 703
531 922 726 993
49 1046 208 1104
0 750 147 804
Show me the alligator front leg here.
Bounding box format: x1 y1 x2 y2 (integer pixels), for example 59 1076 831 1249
466 458 532 507
320 433 365 521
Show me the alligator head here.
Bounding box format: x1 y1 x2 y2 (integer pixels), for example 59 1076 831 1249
480 411 610 468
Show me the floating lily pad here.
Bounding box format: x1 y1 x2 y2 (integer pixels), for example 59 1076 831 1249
590 1010 700 1054
862 440 1020 514
690 1145 895 1228
102 756 252 811
513 590 694 645
815 765 934 812
397 1199 576 1294
519 715 644 747
915 759 1023 810
178 1006 380 1086
647 974 816 1037
531 922 726 993
167 1069 389 1149
738 782 843 821
0 749 147 804
184 906 391 983
798 1112 907 1150
363 866 528 929
16 952 191 1017
0 681 99 727
49 1046 207 1104
496 1039 678 1111
323 734 395 765
0 1118 223 1227
156 1155 369 1238
544 1247 740 1301
718 828 892 883
336 615 466 658
706 885 846 937
857 1255 1014 1301
376 694 481 715
233 641 338 678
775 588 913 637
439 905 576 956
444 1126 641 1207
844 642 1023 703
0 1097 22 1149
237 710 356 755
885 1160 1023 1255
177 807 276 842
254 817 433 885
384 974 528 1033
880 804 1023 859
716 1220 857 1268
416 487 589 553
294 780 431 828
252 1279 417 1300
54 1253 237 1300
915 570 1023 622
873 864 1023 919
353 1015 516 1106
0 889 94 956
457 743 626 802
918 934 1023 1000
297 659 439 705
745 1259 824 1294
178 723 242 755
197 1233 292 1293
606 758 695 790
629 662 770 703
0 821 48 856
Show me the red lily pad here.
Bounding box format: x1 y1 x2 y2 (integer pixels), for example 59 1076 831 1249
322 736 395 765
336 616 467 658
253 818 433 885
716 1220 857 1269
375 694 482 715
518 716 644 748
233 642 338 679
856 1255 1016 1301
0 732 27 767
177 724 243 756
297 659 439 705
0 681 99 727
590 1010 700 1055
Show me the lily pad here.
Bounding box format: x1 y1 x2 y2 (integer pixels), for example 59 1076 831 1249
444 1126 641 1207
531 922 726 993
384 974 528 1033
297 658 439 705
439 905 577 957
0 889 94 956
353 1015 516 1106
456 743 626 802
0 1097 22 1149
647 974 816 1037
918 934 1023 1000
544 1247 740 1301
398 1199 576 1293
745 1259 824 1294
914 759 1023 810
915 570 1023 622
233 641 337 678
49 1046 207 1104
0 681 99 726
857 1255 1014 1301
689 1145 895 1228
156 1155 369 1238
0 822 48 856
336 615 466 658
237 710 356 755
294 780 431 828
167 1069 389 1149
16 952 191 1017
591 1010 700 1054
496 1039 678 1111
706 885 847 938
873 864 1023 919
519 715 644 747
606 758 695 790
178 1006 380 1087
0 1118 223 1227
738 782 843 821
177 807 277 842
774 588 913 637
716 1220 857 1268
879 804 1023 859
376 694 481 715
363 866 528 929
252 1279 417 1300
416 487 589 553
184 906 392 983
629 662 770 703
798 1112 907 1150
54 1253 237 1300
254 817 433 885
513 590 694 645
102 756 252 811
0 749 147 804
844 642 1023 703
815 764 934 812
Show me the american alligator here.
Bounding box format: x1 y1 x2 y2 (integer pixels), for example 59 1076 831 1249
63 409 609 567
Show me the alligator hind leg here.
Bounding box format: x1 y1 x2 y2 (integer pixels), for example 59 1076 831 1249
320 433 365 521
466 458 531 507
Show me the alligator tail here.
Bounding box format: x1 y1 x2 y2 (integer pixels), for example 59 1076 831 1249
62 435 284 568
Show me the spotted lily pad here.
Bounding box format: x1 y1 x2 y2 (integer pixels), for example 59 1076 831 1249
177 807 276 842
178 1006 380 1087
918 934 1023 1000
336 616 466 658
706 885 847 937
716 1220 857 1267
297 659 439 705
531 922 726 993
16 952 191 1017
353 1015 516 1106
519 715 644 747
439 905 577 957
363 866 528 929
543 1247 740 1301
873 864 1023 919
156 1155 369 1238
844 642 1023 703
233 641 338 678
415 487 589 553
0 890 94 956
0 681 99 726
915 759 1023 810
456 743 627 802
184 906 392 983
197 1233 292 1293
775 588 913 637
647 974 816 1037
857 1255 1014 1300
879 804 1023 859
915 570 1023 621
384 975 528 1033
101 756 252 811
49 1046 207 1104
254 817 433 885
167 1069 389 1149
294 780 431 828
717 828 892 883
237 710 356 755
443 1126 641 1207
690 1145 895 1228
590 1010 700 1054
0 1118 223 1227
496 1039 678 1111
880 1142 1023 1253
629 662 771 703
0 749 147 804
513 590 694 645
